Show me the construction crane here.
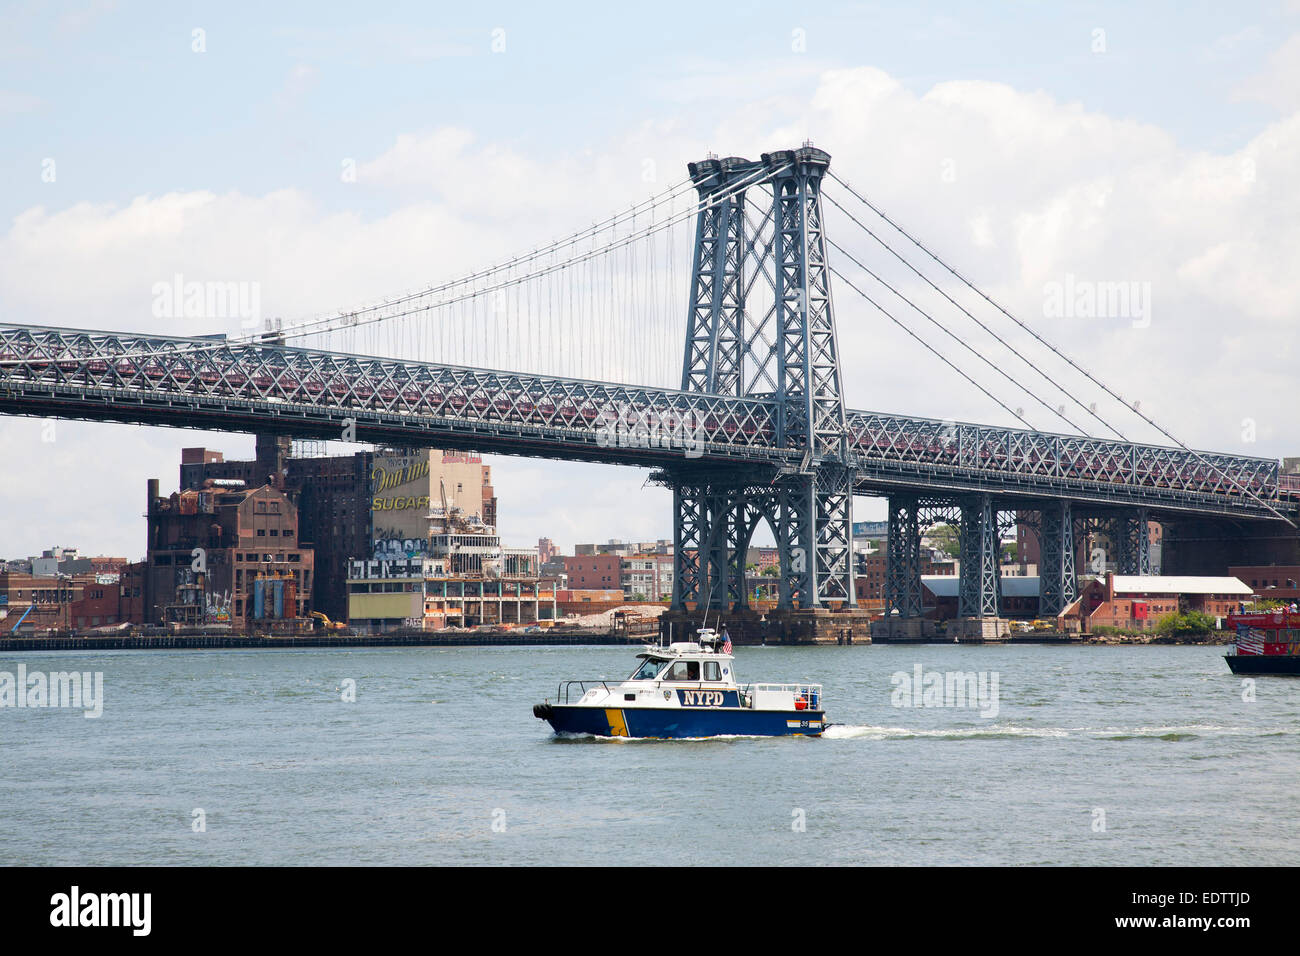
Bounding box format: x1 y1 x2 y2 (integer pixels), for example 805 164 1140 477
9 603 35 634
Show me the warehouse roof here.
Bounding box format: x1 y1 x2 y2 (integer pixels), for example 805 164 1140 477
922 575 1041 598
1108 575 1252 596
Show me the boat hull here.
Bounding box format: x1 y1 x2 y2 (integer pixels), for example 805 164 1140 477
1225 655 1300 675
536 703 827 738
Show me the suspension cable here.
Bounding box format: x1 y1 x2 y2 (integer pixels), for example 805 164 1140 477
828 235 1087 436
824 190 1118 440
0 165 783 369
828 170 1294 526
289 175 697 334
272 162 788 345
829 263 1036 430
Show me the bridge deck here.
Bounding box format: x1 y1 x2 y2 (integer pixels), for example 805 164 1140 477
0 324 1285 520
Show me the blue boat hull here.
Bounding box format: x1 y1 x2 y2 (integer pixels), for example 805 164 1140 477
538 704 827 738
1225 654 1300 675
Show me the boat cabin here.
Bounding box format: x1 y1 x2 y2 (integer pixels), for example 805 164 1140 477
627 638 737 687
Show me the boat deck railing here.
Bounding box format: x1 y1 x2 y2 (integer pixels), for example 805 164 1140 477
742 683 823 710
556 680 614 704
553 679 825 709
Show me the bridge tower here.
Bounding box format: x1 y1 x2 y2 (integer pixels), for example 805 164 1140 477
667 147 859 639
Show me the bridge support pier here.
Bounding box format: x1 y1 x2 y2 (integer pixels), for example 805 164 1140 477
665 469 866 643
1113 507 1152 575
879 494 931 641
1038 500 1077 618
953 493 1009 641
670 485 708 612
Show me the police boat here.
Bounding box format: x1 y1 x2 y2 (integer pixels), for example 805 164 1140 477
532 628 828 738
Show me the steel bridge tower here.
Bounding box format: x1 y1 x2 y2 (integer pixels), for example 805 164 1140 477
667 147 856 624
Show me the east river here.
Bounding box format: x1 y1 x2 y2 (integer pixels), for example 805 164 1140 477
2 643 1296 865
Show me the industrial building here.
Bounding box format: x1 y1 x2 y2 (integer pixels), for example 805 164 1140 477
0 571 83 631
344 465 543 631
141 478 314 628
919 575 1042 620
1067 574 1252 631
346 557 555 630
1228 565 1300 603
0 566 135 634
179 435 498 620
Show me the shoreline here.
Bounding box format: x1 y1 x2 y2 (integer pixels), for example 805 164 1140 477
0 631 1234 652
0 631 646 652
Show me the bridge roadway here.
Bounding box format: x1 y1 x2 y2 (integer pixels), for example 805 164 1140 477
0 324 1287 522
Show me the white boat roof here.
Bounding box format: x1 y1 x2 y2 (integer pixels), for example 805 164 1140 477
639 641 731 659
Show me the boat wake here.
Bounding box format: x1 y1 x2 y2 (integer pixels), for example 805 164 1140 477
822 723 1298 741
823 724 1069 741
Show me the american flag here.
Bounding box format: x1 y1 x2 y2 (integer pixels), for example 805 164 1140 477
1236 629 1265 655
722 630 732 654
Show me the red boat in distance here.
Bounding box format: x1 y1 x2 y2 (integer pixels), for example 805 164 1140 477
1225 608 1300 674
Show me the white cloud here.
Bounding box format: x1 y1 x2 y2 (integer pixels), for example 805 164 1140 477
2 63 1298 559
1235 32 1300 113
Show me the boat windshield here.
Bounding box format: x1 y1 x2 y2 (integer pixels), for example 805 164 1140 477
629 658 667 680
664 660 701 681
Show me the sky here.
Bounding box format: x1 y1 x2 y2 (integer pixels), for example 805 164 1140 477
1 0 1299 558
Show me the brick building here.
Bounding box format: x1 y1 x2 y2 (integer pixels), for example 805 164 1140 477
563 554 623 591
179 436 498 621
622 553 673 601
1070 573 1251 631
120 561 146 625
178 437 371 621
143 477 313 628
1228 565 1300 603
69 575 123 629
0 569 135 633
854 551 956 605
0 571 79 631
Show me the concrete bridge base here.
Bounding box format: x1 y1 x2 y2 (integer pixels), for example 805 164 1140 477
948 617 1012 643
659 608 871 645
870 618 936 642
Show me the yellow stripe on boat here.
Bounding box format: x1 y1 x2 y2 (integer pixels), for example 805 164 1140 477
605 709 629 737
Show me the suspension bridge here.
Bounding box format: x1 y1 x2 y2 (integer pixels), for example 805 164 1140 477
0 146 1292 639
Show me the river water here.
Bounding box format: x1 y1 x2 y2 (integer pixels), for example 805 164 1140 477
1 643 1296 866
